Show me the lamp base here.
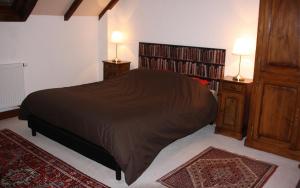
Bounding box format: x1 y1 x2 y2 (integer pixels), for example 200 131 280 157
233 74 245 82
112 58 121 63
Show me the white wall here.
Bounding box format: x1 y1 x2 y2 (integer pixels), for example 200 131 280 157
0 0 260 96
105 0 260 79
98 14 108 81
0 15 102 95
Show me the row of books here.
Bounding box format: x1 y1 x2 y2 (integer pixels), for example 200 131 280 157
139 43 226 91
139 57 224 91
139 43 226 65
209 81 220 92
189 62 224 79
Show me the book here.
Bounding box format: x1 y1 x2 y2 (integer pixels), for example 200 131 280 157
139 42 226 92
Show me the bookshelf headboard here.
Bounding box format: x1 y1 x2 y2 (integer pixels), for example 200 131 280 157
138 42 226 92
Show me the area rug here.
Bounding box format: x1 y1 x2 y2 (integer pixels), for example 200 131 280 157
0 129 109 188
158 147 277 188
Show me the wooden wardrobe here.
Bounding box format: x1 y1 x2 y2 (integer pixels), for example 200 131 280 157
245 0 300 161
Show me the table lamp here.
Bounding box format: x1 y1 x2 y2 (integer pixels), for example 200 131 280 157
232 38 251 82
111 31 124 63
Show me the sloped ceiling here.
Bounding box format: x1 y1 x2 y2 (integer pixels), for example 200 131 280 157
32 0 110 16
75 0 109 16
0 0 116 21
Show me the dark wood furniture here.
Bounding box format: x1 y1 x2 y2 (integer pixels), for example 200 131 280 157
245 0 300 161
103 60 130 80
0 0 38 21
138 42 226 92
28 115 122 180
215 77 252 140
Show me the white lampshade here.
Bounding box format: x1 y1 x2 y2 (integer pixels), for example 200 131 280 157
111 31 123 43
232 38 252 56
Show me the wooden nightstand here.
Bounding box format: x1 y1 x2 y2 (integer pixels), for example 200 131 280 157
215 77 252 140
103 60 131 80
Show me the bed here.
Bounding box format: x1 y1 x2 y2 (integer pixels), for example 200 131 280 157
19 43 225 185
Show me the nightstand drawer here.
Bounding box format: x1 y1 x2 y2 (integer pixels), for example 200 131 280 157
222 82 245 93
104 62 116 69
104 64 117 73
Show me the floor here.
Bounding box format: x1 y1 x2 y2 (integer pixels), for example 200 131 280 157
0 117 299 188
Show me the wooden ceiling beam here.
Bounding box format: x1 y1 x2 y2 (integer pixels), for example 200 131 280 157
98 0 119 20
18 0 38 21
64 0 83 21
0 0 38 22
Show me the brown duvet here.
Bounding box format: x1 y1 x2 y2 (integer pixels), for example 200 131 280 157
19 69 217 185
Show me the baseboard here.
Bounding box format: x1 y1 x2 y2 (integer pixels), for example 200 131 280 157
0 109 20 120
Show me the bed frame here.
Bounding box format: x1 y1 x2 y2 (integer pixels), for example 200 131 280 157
26 42 226 183
28 115 122 180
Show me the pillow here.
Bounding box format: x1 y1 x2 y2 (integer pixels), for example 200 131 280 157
192 78 209 86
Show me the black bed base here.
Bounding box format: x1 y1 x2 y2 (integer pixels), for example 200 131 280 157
28 116 122 180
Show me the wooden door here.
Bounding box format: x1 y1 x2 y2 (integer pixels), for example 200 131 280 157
217 92 244 132
250 80 300 149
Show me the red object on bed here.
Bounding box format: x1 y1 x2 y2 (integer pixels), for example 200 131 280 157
193 78 209 86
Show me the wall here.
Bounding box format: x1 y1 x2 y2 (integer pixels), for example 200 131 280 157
0 15 102 95
106 0 260 79
98 14 108 81
0 0 260 95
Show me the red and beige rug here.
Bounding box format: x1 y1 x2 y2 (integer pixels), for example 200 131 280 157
158 147 277 188
0 129 109 188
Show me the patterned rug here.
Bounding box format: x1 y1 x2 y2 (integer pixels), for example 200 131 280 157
158 147 277 188
0 129 109 188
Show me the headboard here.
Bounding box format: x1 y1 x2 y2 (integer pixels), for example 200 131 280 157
138 42 226 92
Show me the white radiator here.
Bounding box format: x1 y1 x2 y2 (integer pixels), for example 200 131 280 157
0 63 25 112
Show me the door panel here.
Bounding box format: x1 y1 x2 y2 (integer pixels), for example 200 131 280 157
260 0 300 75
255 81 299 144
